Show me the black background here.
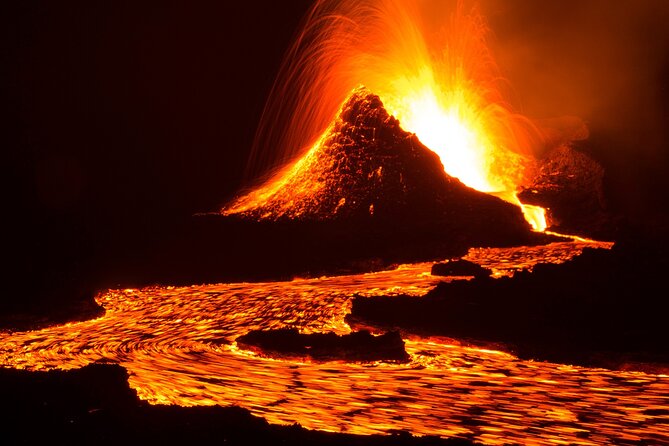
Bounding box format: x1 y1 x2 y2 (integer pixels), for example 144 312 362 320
2 1 668 314
3 1 312 314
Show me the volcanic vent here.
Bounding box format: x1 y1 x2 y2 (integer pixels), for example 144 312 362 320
224 88 544 248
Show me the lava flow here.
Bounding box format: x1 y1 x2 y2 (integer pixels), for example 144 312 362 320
2 240 668 445
5 1 665 445
227 0 550 230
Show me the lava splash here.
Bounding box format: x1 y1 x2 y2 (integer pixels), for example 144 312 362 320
236 0 557 230
224 89 554 254
225 89 527 225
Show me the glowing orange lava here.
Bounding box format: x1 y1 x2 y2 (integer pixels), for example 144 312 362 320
6 240 666 446
230 0 550 230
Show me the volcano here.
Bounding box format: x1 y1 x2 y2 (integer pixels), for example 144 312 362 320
225 88 548 249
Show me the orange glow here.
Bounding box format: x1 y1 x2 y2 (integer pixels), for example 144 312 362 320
4 240 662 446
519 202 548 232
222 124 337 218
229 0 548 230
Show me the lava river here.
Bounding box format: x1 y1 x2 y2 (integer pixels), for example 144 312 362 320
2 239 668 445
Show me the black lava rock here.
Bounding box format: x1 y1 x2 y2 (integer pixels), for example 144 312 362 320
431 260 492 279
236 328 410 363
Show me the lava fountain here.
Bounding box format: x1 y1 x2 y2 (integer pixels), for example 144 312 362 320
225 0 549 231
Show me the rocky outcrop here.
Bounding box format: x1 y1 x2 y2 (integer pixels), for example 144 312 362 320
431 259 491 279
236 328 409 363
519 144 608 236
348 242 669 370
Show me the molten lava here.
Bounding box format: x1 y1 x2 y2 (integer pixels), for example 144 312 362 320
7 240 664 446
230 0 550 231
223 88 534 239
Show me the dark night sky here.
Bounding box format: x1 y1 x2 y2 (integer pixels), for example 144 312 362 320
483 0 669 220
2 1 669 311
2 1 312 311
4 1 311 223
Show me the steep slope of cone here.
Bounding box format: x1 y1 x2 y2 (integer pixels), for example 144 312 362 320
225 88 534 243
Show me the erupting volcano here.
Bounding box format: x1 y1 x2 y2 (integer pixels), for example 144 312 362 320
218 87 555 265
5 1 669 445
225 88 533 230
223 0 561 232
